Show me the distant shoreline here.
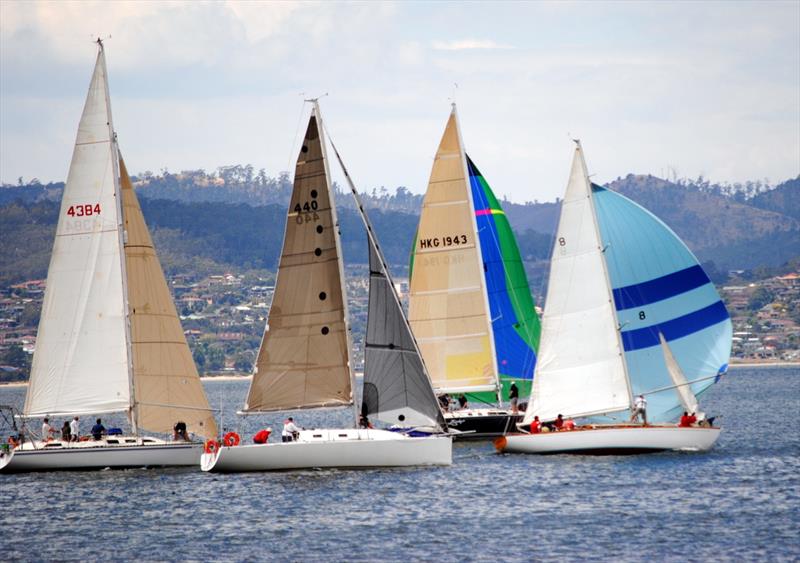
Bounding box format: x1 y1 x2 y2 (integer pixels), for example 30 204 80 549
1 362 796 388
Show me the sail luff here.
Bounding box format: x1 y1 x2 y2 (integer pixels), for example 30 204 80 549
579 142 635 410
23 43 131 418
98 41 138 432
312 101 359 428
452 105 502 404
325 130 447 431
120 155 218 440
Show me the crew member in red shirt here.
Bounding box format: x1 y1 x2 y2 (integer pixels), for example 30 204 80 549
530 416 541 434
554 414 564 431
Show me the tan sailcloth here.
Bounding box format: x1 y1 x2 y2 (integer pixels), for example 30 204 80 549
120 157 217 439
408 108 496 394
244 113 353 412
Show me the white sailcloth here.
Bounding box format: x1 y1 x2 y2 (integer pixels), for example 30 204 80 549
524 143 630 424
658 333 701 416
24 47 130 418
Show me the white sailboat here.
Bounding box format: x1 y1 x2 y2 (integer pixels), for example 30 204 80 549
496 141 730 455
0 41 217 473
201 102 451 473
408 105 541 438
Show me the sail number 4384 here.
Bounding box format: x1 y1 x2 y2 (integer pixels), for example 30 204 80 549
66 204 101 217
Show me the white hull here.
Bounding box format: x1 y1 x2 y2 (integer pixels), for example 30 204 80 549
202 428 452 473
0 437 202 473
496 425 721 455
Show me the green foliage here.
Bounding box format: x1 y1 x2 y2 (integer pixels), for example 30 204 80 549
747 287 775 311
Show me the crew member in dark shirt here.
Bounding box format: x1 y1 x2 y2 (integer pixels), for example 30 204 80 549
509 382 520 414
91 418 106 441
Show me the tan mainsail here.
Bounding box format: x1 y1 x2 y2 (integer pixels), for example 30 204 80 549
120 156 217 439
244 113 353 412
408 108 496 394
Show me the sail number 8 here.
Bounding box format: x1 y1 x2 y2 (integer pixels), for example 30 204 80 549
66 204 101 217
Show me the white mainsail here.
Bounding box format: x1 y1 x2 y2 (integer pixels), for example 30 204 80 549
524 142 631 424
408 107 497 395
24 45 131 418
243 108 354 413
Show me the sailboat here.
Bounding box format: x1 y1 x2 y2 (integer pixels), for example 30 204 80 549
0 41 217 472
200 102 451 472
496 141 731 455
408 105 541 439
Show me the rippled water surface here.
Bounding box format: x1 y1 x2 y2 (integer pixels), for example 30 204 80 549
1 367 798 561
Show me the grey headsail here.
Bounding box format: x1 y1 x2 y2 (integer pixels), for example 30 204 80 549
325 132 447 431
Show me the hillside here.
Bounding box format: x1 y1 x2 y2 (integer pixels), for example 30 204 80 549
1 171 798 285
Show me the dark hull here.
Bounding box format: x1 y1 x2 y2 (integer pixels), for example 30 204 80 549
445 411 522 440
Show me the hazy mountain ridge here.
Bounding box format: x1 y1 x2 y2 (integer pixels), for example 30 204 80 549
1 171 797 286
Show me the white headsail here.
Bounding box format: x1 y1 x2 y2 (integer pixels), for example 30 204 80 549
524 142 631 424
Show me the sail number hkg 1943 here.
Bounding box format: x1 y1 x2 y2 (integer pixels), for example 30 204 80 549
66 204 101 217
419 234 468 249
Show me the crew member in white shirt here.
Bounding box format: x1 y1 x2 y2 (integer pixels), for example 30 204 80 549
69 416 80 442
282 417 300 442
41 417 54 441
630 394 648 425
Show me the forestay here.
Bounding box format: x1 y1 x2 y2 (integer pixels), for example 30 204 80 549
243 113 353 412
408 108 496 395
120 157 217 439
24 46 130 418
524 143 630 425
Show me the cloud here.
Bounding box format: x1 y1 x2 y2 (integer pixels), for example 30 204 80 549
431 39 513 51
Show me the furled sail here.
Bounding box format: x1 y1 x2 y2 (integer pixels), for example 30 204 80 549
24 45 130 418
324 131 446 431
408 108 497 395
524 143 630 425
243 112 353 412
466 155 540 401
593 185 731 421
120 156 217 439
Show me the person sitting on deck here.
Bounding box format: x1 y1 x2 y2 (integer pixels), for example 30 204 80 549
563 418 576 431
630 394 648 425
282 417 300 442
457 394 469 410
529 416 541 434
173 421 189 441
91 418 106 441
554 414 564 431
438 394 451 412
679 412 692 427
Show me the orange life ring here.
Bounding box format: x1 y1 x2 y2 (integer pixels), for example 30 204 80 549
204 439 220 454
223 432 241 447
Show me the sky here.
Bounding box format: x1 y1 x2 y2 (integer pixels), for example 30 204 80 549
1 0 798 203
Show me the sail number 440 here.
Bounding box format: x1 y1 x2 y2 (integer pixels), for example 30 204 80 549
419 235 468 249
67 204 101 217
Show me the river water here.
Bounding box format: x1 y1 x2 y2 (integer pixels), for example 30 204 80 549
0 366 797 561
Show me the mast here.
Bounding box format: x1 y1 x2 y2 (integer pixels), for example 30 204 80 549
311 99 359 428
452 104 502 405
576 140 634 410
98 39 138 434
324 125 447 431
